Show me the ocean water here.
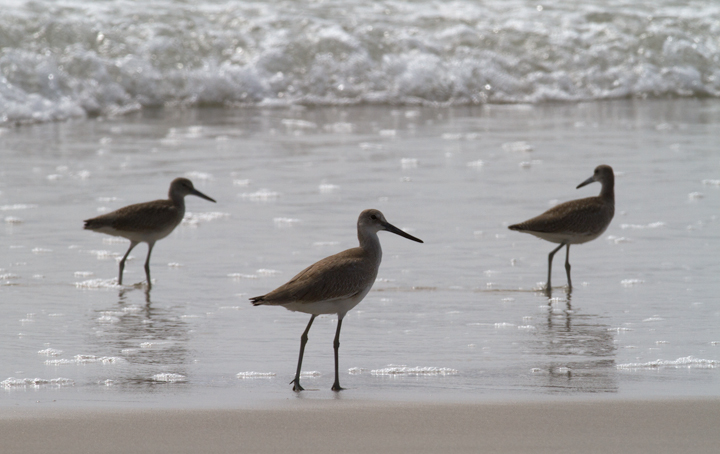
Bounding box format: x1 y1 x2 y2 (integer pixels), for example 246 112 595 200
1 0 719 124
1 0 719 408
2 99 719 407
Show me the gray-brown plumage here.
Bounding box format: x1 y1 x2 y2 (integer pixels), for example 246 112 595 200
84 177 216 288
509 165 615 291
251 209 423 392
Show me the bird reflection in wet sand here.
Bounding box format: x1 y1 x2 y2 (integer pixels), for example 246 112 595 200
251 209 423 392
509 165 615 294
84 178 216 289
83 288 195 390
531 291 618 393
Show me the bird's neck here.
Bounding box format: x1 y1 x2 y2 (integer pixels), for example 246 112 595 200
358 230 382 262
169 192 186 211
600 178 615 204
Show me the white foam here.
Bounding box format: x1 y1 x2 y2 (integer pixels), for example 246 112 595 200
240 189 281 202
139 341 173 350
2 377 75 388
45 355 124 365
0 204 38 211
494 322 516 328
502 141 533 152
617 356 718 370
184 171 213 181
370 366 458 376
281 119 317 129
300 371 321 377
621 279 645 287
152 373 186 383
4 0 719 126
38 348 63 356
313 241 340 247
319 183 340 193
228 273 259 280
620 222 666 230
606 235 632 244
182 211 230 226
273 217 301 227
74 278 121 289
236 371 276 379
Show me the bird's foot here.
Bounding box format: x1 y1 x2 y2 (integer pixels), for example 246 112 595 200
331 383 344 392
290 379 304 392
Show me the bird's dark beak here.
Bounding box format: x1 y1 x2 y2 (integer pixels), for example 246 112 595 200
382 222 423 243
192 188 217 203
576 175 596 189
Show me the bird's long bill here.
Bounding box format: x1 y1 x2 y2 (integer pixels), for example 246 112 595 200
383 222 424 243
576 175 596 189
191 188 217 203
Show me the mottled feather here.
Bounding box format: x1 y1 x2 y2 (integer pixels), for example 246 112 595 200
84 200 182 234
251 247 378 306
509 196 614 237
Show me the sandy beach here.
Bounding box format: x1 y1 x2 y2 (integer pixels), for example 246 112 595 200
2 398 719 453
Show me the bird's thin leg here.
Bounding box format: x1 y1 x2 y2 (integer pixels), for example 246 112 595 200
144 242 155 288
331 317 344 392
564 244 572 290
291 315 316 392
546 243 565 291
118 241 139 286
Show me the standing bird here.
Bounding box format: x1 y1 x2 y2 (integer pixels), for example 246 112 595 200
250 209 423 392
508 165 615 291
84 178 216 288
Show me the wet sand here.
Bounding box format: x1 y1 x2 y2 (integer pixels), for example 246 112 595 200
2 398 719 453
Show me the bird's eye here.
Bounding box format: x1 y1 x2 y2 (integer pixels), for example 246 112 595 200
370 214 377 220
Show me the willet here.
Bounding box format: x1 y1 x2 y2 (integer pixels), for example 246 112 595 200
84 177 216 288
508 165 615 291
250 209 423 391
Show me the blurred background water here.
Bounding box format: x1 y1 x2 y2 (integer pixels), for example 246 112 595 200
1 0 719 124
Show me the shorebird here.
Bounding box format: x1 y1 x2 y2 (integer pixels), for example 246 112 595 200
84 177 216 288
250 209 423 391
508 165 615 291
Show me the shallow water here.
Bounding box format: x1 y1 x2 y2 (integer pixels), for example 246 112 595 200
1 99 719 407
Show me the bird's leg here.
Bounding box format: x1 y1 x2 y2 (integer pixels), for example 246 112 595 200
331 317 344 392
144 242 155 289
546 243 565 292
291 315 316 392
118 241 139 286
564 244 572 290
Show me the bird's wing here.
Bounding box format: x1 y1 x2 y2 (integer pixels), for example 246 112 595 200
254 248 377 305
514 197 612 235
85 200 180 232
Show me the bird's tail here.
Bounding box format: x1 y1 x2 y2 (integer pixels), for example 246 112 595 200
83 219 102 230
249 296 266 306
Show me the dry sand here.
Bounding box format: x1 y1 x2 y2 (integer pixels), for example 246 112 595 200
1 398 718 453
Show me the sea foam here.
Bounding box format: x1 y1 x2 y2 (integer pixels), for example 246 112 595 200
1 0 719 125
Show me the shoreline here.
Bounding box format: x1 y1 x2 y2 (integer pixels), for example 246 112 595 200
2 397 719 453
